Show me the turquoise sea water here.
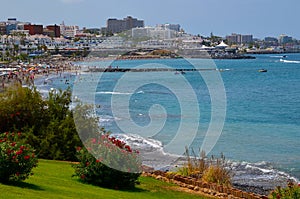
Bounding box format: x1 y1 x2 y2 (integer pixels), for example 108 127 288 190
35 54 300 182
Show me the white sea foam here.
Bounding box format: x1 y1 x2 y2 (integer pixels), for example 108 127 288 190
111 133 185 170
270 55 285 58
99 115 122 123
228 160 299 189
112 133 163 151
109 133 299 189
96 91 145 95
96 91 132 95
280 59 300 64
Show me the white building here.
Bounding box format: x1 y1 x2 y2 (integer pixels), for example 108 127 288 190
156 23 180 32
132 26 177 40
132 27 154 38
60 22 79 38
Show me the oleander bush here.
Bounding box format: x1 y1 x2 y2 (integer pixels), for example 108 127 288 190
0 132 38 182
269 180 300 199
73 134 142 189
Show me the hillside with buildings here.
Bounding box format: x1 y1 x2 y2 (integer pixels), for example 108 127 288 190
0 16 299 61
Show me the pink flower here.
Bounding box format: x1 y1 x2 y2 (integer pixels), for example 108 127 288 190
91 138 96 144
76 146 82 151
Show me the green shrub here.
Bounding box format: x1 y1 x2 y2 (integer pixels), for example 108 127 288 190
202 164 231 186
0 132 38 182
177 149 208 178
177 149 231 186
73 135 142 189
269 181 300 199
0 85 82 161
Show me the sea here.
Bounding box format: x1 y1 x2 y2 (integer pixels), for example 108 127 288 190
35 53 300 190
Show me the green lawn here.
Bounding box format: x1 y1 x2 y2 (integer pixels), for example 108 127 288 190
0 159 210 199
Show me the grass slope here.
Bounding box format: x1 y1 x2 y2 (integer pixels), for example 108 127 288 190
0 159 210 199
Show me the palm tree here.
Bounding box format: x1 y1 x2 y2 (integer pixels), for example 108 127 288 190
13 44 19 56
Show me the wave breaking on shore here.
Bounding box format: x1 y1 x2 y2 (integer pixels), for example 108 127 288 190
113 133 299 195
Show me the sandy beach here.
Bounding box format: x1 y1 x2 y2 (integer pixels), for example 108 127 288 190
0 56 84 92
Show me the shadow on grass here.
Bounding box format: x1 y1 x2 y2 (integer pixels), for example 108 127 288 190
2 181 44 191
118 186 148 193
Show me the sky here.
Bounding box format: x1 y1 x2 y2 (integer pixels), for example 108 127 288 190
1 0 300 39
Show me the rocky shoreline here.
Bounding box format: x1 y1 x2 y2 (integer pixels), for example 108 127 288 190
142 170 269 199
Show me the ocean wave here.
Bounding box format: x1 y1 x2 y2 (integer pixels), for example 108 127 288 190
136 90 145 94
280 59 300 64
98 115 122 124
112 133 163 152
110 133 299 191
270 55 285 58
228 160 299 190
217 68 231 72
96 90 145 95
96 91 132 95
111 133 183 170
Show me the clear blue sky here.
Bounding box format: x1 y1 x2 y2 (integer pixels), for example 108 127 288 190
1 0 300 39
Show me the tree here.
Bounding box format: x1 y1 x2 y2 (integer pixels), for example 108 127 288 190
0 85 83 161
13 44 19 56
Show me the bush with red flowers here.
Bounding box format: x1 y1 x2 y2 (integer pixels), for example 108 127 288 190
73 134 142 189
0 132 38 182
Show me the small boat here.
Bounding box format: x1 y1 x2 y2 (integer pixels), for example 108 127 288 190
181 71 186 74
258 69 267 72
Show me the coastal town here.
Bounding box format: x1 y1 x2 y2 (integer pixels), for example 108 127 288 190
1 13 300 199
0 16 300 63
1 15 299 89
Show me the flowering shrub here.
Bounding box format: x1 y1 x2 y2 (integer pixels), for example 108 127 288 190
269 180 300 199
73 134 142 189
0 86 82 161
0 132 38 182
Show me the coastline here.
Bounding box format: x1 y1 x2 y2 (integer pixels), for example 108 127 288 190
111 134 298 196
25 55 300 196
34 70 300 186
0 57 82 92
